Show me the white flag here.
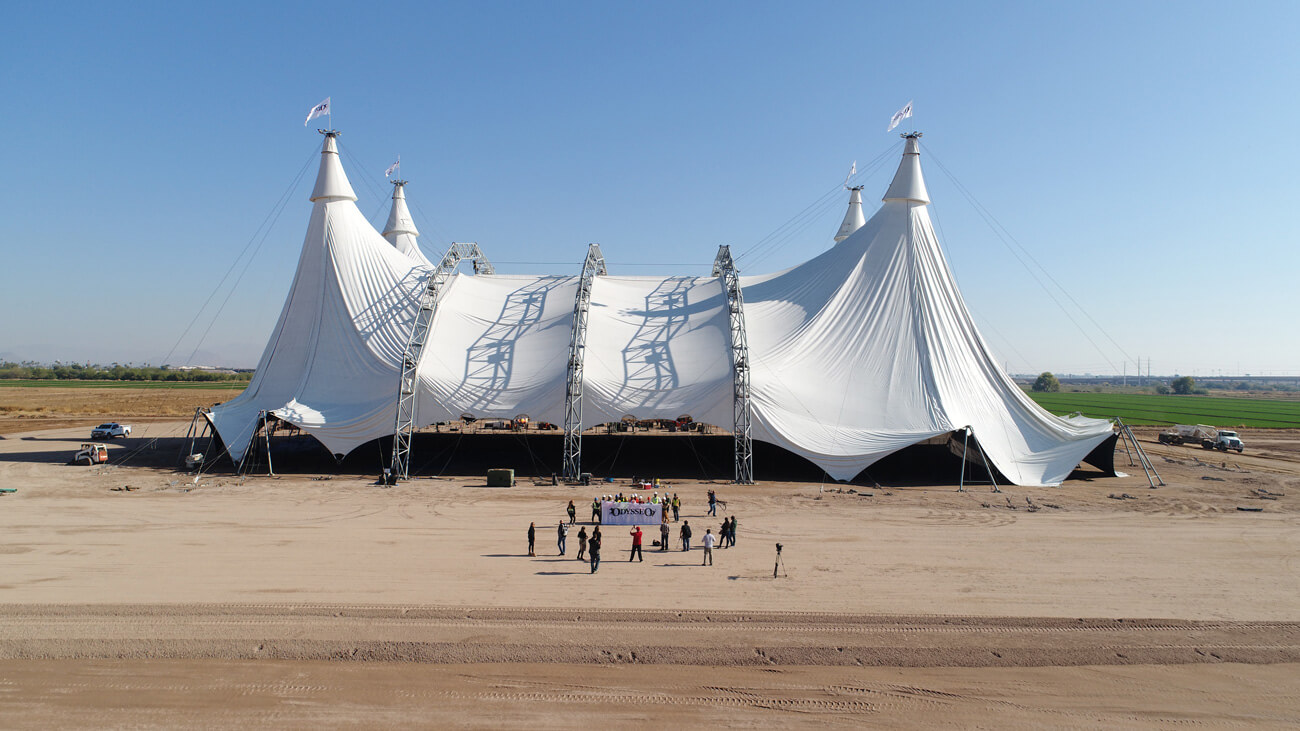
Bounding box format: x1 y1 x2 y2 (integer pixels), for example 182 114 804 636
843 160 857 187
304 97 331 126
385 157 400 178
887 100 913 132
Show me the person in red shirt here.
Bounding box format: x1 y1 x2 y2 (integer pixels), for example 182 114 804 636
629 526 643 562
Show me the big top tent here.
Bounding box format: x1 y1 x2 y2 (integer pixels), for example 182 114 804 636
208 130 1116 487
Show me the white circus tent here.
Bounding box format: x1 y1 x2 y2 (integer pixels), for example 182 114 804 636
208 131 1115 486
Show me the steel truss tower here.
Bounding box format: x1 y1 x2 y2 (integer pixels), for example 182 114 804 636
561 244 607 480
713 245 754 484
390 242 494 480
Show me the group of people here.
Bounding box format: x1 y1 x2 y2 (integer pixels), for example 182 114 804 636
527 488 733 571
584 493 683 524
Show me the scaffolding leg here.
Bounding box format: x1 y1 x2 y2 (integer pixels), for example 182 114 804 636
263 412 275 477
974 435 1000 493
1116 419 1163 488
957 428 969 492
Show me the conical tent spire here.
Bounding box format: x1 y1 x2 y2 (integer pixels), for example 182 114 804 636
309 131 358 203
834 187 866 242
382 181 420 239
382 180 432 265
882 132 930 205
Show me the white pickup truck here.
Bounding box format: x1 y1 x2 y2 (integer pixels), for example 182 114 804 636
90 422 132 439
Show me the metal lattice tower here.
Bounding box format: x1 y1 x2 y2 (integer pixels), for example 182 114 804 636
561 244 607 480
713 245 754 484
390 242 494 480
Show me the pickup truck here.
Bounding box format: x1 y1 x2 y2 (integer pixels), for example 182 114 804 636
91 422 132 439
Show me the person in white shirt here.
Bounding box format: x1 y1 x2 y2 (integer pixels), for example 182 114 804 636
702 528 715 566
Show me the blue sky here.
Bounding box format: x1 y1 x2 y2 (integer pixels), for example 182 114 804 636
2 1 1296 376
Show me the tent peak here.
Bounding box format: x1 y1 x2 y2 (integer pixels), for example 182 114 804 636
882 131 930 205
383 179 420 240
834 186 866 242
309 129 358 203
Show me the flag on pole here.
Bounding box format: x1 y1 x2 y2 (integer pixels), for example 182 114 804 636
304 97 331 126
843 160 857 187
887 100 913 132
385 157 400 178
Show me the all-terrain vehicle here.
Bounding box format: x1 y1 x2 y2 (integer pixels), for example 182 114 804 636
71 443 109 466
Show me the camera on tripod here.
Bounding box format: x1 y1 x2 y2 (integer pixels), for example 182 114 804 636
775 542 783 554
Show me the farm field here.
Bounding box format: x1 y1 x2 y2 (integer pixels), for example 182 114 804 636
0 384 247 435
0 379 248 389
1027 391 1300 428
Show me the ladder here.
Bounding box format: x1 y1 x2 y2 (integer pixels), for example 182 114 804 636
713 245 754 484
1115 418 1164 488
180 406 211 468
561 244 607 480
390 242 494 480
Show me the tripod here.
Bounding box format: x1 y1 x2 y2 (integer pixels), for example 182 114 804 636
773 544 786 578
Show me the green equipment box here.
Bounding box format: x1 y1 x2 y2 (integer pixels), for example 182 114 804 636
486 468 515 487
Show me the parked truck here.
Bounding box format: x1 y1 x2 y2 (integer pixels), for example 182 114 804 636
91 422 131 439
1157 424 1244 452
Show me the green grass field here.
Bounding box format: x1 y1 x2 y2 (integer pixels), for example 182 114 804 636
1027 392 1300 428
0 380 249 390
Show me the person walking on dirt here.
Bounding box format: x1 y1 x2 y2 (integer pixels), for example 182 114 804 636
702 528 715 566
557 521 568 556
671 493 680 522
567 500 576 525
591 497 601 523
680 520 692 551
589 529 602 573
577 526 588 560
728 516 737 547
659 521 669 551
629 526 643 562
527 522 535 557
707 490 717 516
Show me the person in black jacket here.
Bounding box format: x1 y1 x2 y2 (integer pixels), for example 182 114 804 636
527 522 535 557
680 520 692 551
589 528 602 574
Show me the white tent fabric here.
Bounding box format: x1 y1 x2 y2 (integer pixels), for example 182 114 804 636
209 132 1114 486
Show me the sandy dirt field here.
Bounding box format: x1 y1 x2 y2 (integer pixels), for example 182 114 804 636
2 419 1299 727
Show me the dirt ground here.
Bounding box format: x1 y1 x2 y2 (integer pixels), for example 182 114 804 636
1 416 1299 727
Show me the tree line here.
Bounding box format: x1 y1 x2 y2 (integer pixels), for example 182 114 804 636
0 362 252 383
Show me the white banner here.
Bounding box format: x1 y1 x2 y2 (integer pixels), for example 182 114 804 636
887 100 913 131
601 501 661 525
304 97 331 126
